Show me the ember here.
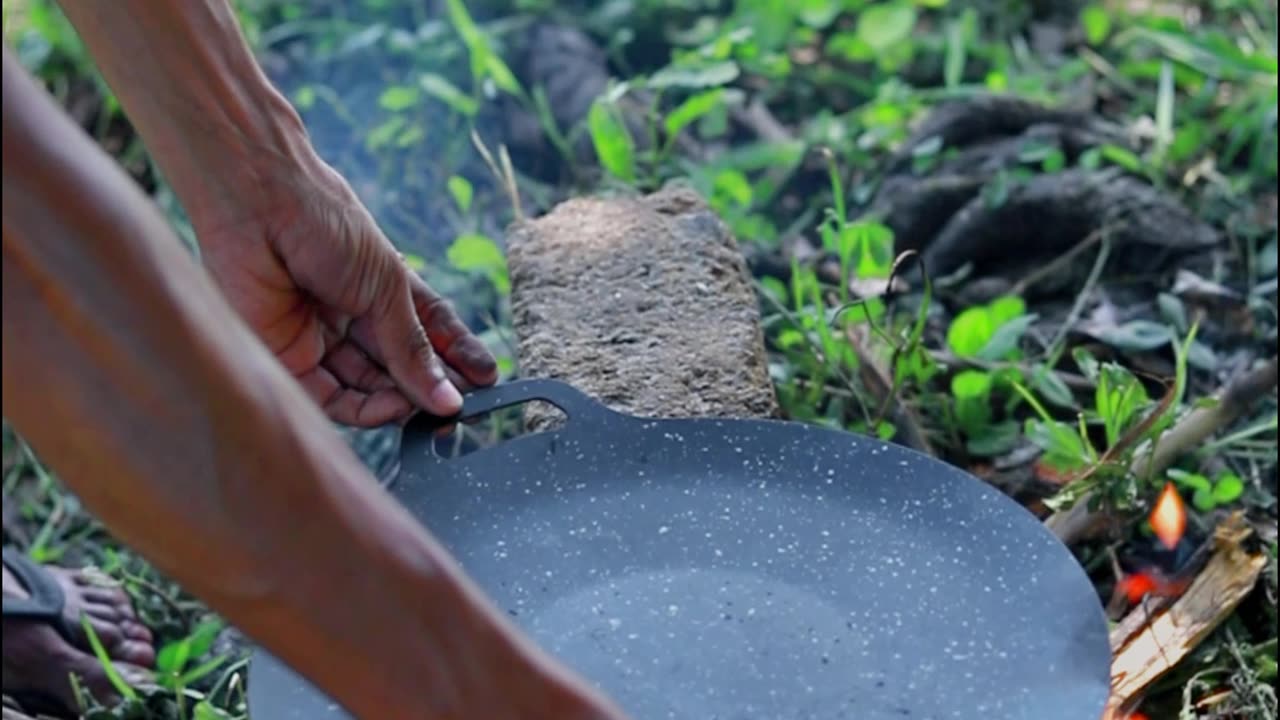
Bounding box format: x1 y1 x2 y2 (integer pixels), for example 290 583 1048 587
1116 569 1192 604
1150 482 1187 551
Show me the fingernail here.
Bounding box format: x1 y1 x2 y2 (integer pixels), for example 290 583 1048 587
429 380 463 414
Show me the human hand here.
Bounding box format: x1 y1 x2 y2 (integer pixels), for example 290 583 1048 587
192 153 497 427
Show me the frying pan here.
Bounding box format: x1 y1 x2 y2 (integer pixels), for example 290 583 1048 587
247 379 1111 719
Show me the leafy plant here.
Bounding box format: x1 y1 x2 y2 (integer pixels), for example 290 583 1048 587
1168 468 1246 512
946 295 1033 360
587 95 638 184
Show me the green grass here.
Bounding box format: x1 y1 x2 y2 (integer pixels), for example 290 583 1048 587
2 0 1277 718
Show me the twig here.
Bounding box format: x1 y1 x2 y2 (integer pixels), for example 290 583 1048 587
1137 355 1279 478
1047 356 1280 545
729 98 794 144
470 129 524 222
1045 230 1111 360
846 324 935 455
1010 227 1105 297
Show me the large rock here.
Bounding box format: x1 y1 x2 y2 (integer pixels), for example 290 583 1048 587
505 185 779 428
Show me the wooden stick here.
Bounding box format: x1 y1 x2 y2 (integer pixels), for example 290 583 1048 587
1103 513 1268 718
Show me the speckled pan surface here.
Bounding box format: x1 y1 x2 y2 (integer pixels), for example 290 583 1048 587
248 379 1111 720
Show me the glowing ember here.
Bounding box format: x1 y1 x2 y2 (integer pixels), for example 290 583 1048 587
1151 482 1187 550
1117 569 1191 604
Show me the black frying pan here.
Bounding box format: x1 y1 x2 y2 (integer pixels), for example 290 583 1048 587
247 379 1111 719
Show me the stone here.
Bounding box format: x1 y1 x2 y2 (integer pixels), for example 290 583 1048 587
505 185 778 428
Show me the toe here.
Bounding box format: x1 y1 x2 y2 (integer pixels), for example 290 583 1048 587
82 584 132 609
116 639 156 668
122 619 153 643
84 599 123 623
82 614 125 649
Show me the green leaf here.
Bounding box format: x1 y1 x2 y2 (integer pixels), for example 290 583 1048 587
448 234 509 294
1080 5 1111 45
847 221 895 279
1168 468 1212 493
943 9 975 88
1192 488 1215 512
1042 148 1067 173
395 124 425 148
1157 292 1188 332
665 89 725 140
951 369 992 400
649 60 740 89
989 295 1026 325
951 369 992 433
366 116 406 151
401 253 427 272
447 234 504 270
712 169 753 210
378 85 420 111
194 701 236 720
447 175 474 213
186 619 222 660
1025 418 1089 469
156 640 187 676
1100 144 1144 172
1072 347 1100 383
482 53 524 96
1187 339 1218 371
1031 368 1077 409
947 307 993 357
797 0 844 28
292 85 317 111
444 0 524 98
857 3 918 53
419 73 478 116
977 314 1036 361
827 31 875 62
1154 61 1175 157
1212 473 1244 504
967 420 1021 457
1097 320 1174 352
587 100 636 183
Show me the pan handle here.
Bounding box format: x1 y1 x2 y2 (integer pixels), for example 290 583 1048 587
399 378 616 458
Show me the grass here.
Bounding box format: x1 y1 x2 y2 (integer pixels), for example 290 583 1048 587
2 0 1277 718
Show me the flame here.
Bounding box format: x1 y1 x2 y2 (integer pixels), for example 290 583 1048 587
1151 482 1187 550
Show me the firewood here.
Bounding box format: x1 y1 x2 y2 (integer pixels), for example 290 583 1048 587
1103 513 1268 717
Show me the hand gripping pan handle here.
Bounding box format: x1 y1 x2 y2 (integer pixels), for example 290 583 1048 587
400 378 617 465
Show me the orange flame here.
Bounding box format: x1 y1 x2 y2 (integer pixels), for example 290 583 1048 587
1151 482 1187 550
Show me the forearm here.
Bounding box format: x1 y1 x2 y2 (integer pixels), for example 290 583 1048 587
1 48 534 719
53 0 312 226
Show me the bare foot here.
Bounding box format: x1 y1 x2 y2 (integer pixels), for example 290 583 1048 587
2 555 155 715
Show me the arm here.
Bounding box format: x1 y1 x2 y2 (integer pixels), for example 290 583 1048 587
1 47 620 720
51 0 498 425
51 0 307 227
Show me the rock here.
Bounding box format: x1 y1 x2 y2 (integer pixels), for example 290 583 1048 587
505 185 780 428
